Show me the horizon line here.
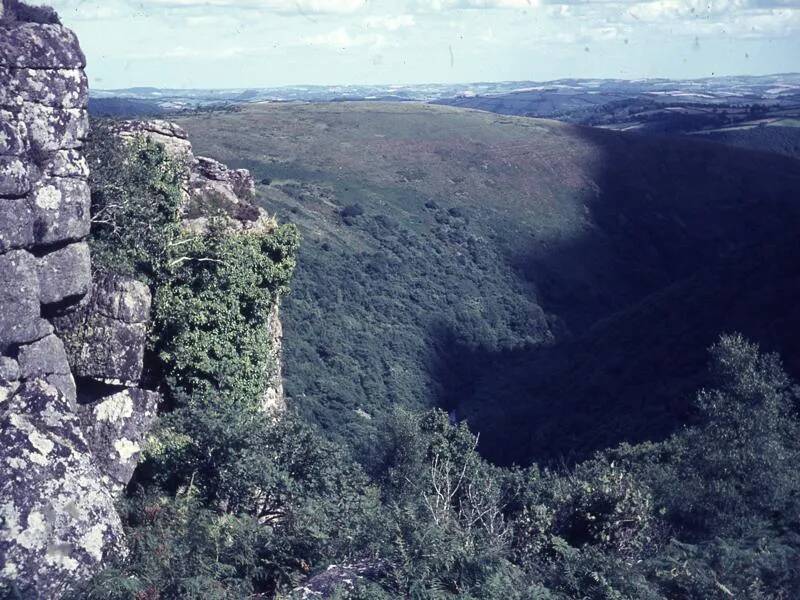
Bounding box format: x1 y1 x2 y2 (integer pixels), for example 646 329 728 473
93 72 800 94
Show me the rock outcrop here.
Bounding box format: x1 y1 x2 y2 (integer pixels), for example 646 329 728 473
0 2 90 406
55 274 152 387
111 119 287 412
112 119 274 233
0 3 154 596
1 4 290 596
53 274 159 496
293 561 385 599
0 381 126 598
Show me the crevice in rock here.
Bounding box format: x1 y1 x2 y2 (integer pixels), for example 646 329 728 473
28 237 80 258
41 292 87 318
3 343 22 360
75 376 127 406
139 347 164 394
0 190 30 200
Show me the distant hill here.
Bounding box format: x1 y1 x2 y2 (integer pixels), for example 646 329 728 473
89 97 164 118
692 125 800 160
434 75 800 149
92 75 800 157
176 102 800 463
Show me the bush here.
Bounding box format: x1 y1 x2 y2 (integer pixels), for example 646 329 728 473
340 204 364 218
85 122 185 281
99 408 381 597
664 334 800 538
152 221 297 409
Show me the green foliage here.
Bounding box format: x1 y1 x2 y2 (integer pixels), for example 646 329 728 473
675 334 800 537
356 336 800 599
364 409 525 599
96 409 381 598
85 122 184 281
271 183 552 449
152 222 297 409
87 312 800 598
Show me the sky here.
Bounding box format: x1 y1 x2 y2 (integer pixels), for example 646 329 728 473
44 0 800 89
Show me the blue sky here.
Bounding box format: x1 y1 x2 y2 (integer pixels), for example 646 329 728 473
46 0 800 89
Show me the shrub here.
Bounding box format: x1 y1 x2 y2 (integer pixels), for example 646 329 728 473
85 122 185 281
152 221 297 409
340 204 364 218
665 334 800 538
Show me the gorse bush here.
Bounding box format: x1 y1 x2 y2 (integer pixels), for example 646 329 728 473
82 125 800 598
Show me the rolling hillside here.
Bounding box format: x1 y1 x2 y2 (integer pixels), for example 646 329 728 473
693 124 800 160
177 102 800 463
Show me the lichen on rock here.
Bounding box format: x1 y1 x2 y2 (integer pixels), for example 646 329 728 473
0 381 126 599
0 5 158 596
78 387 159 496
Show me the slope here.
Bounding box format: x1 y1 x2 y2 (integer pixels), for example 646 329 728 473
176 102 800 458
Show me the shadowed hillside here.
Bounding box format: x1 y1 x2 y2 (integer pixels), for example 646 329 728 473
458 235 800 465
177 102 800 461
693 125 800 160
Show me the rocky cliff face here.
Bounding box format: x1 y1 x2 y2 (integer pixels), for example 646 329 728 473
0 5 289 595
0 3 155 596
112 118 287 413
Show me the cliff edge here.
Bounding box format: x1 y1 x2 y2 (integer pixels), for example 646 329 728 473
0 2 287 596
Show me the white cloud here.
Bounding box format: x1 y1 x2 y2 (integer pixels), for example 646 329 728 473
625 0 748 21
47 0 130 20
619 0 800 38
136 0 367 14
303 26 385 46
363 14 416 29
128 44 249 59
410 0 538 10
